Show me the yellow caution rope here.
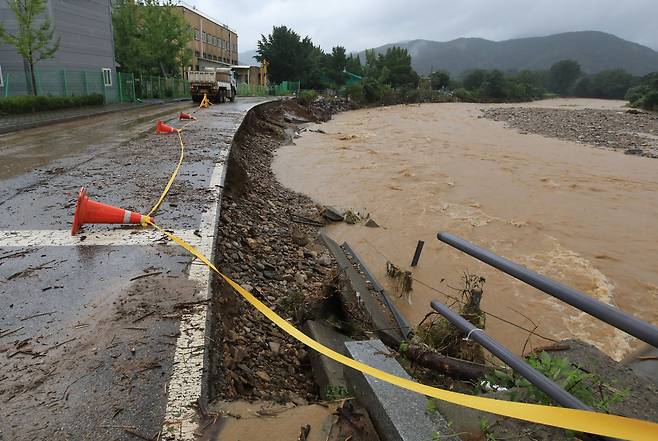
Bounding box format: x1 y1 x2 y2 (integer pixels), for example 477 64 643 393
140 104 658 441
146 220 658 441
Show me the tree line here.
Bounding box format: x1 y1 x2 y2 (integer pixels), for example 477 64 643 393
257 26 658 109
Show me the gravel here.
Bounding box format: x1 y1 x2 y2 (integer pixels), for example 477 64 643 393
482 107 658 158
207 101 338 404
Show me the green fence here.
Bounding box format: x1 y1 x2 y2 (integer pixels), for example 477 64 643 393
274 81 300 96
237 83 269 96
0 68 190 103
237 80 300 97
134 75 190 100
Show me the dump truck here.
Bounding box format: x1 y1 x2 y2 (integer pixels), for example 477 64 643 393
187 67 236 103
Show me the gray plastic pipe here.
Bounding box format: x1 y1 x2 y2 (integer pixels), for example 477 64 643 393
437 232 658 348
430 299 591 410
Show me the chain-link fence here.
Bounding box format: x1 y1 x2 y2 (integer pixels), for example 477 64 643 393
1 68 190 103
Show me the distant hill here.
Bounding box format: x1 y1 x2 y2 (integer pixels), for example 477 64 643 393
238 49 259 66
358 31 658 76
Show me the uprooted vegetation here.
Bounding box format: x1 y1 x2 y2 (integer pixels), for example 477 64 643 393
415 273 486 363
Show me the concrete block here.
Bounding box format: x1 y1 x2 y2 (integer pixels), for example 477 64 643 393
304 320 350 399
344 340 457 441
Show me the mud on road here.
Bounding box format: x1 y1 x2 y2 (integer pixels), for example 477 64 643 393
0 98 267 440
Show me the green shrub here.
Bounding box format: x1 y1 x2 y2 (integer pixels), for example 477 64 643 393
344 82 364 104
454 88 474 102
626 72 658 111
0 94 105 115
297 90 317 106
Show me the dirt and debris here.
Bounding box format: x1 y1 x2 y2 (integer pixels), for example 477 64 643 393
482 107 658 158
207 100 342 405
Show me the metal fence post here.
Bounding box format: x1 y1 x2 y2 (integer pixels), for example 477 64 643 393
101 72 107 103
63 69 69 96
117 72 124 103
3 73 8 97
35 68 42 95
130 73 136 102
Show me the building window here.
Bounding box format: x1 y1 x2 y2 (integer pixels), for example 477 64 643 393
195 50 200 57
194 28 200 40
202 31 206 42
102 68 112 87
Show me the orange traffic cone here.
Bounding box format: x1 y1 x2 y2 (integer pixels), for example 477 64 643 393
179 112 195 120
156 120 178 134
71 187 151 235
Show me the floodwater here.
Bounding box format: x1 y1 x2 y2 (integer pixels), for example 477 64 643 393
273 99 658 360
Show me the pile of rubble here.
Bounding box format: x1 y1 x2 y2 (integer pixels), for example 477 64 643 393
482 107 658 158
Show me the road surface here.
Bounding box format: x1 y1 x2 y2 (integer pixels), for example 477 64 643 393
0 97 271 440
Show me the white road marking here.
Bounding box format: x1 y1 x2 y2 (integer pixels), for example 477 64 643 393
0 229 198 247
162 148 230 439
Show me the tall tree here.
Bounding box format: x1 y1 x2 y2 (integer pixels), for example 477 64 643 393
429 70 450 90
256 25 326 88
256 25 304 84
549 60 582 95
112 0 192 76
346 54 363 77
377 47 419 88
326 46 347 85
0 0 60 95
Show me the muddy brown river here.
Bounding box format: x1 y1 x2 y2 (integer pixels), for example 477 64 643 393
273 99 658 360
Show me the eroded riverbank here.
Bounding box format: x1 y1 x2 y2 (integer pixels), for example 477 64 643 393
273 99 658 360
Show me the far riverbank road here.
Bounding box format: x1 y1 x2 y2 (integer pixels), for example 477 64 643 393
0 97 273 440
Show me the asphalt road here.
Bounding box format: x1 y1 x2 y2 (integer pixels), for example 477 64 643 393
0 97 271 440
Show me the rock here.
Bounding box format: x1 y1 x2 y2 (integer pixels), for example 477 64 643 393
318 254 332 267
246 237 258 249
290 227 309 246
303 250 318 259
268 341 281 354
365 218 379 228
295 272 307 285
256 371 271 382
291 395 308 406
321 206 344 222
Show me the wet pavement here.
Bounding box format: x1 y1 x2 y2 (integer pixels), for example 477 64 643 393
0 99 190 135
0 97 271 440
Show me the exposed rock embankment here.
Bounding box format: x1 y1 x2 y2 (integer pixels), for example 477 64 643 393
483 107 658 158
207 100 338 404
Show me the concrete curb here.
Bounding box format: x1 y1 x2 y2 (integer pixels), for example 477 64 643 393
344 340 457 441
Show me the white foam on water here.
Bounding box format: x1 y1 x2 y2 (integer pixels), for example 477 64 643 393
528 241 633 360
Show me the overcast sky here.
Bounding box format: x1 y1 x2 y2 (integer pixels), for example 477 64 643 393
186 0 658 55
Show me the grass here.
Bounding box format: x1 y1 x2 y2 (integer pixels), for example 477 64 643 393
0 93 105 115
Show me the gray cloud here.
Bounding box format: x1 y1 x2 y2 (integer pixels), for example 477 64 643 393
186 0 658 53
